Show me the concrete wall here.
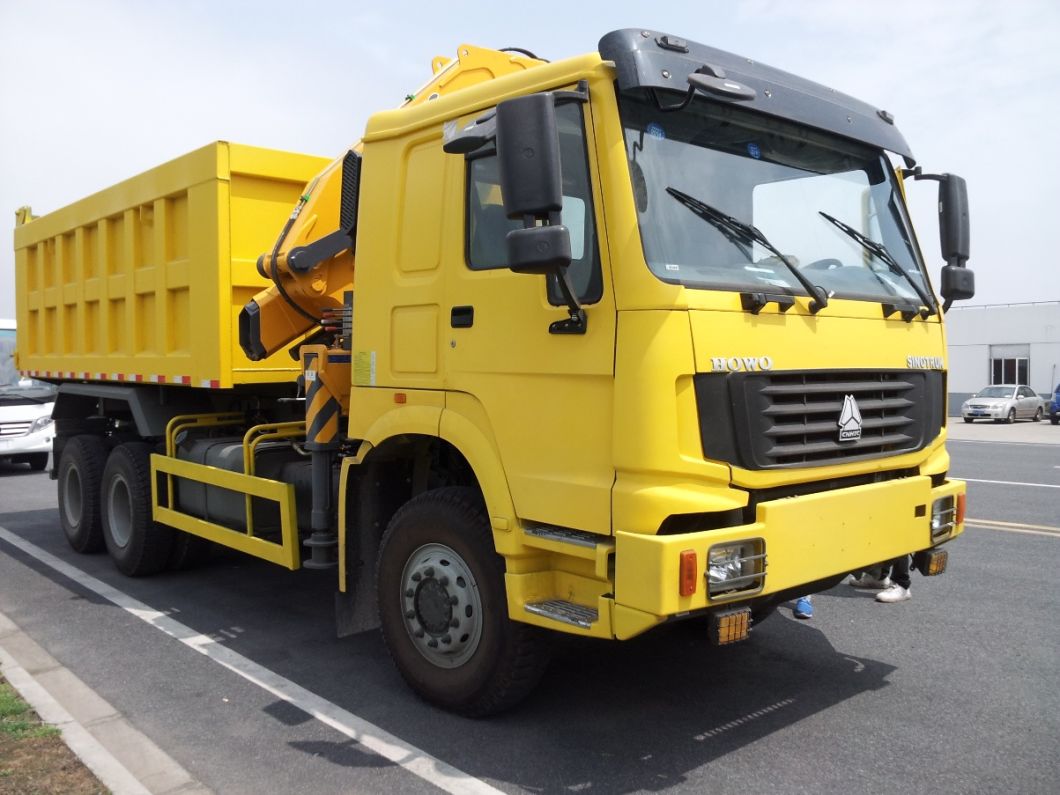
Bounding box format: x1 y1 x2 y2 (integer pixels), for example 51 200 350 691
946 302 1060 414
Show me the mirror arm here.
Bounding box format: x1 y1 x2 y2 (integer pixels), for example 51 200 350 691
549 268 587 335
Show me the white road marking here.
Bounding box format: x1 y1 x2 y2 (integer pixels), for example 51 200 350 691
957 477 1060 490
0 525 502 795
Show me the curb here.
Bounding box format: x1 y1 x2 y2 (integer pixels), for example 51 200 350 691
0 609 209 795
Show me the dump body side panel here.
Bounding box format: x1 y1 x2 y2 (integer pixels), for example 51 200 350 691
14 142 329 387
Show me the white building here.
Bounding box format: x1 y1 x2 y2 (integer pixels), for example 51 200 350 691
946 301 1060 414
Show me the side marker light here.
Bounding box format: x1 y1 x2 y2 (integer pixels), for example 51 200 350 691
679 550 697 596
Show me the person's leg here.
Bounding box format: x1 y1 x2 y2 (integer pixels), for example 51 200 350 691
876 556 911 602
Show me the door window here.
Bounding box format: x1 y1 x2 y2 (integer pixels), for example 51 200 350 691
465 101 602 304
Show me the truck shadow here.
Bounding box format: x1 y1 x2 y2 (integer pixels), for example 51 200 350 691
0 507 896 792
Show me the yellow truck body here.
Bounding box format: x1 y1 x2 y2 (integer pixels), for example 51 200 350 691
14 143 328 387
14 30 972 716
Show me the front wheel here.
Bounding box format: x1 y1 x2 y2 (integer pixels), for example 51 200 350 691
376 487 550 717
1006 408 1016 424
963 417 974 424
1033 407 1042 422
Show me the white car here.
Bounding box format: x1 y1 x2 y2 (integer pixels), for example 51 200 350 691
0 320 56 471
961 384 1044 424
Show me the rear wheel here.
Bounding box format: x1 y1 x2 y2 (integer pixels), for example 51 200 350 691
376 487 550 716
57 436 108 553
101 442 174 576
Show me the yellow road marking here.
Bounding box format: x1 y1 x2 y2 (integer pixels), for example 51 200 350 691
965 517 1060 538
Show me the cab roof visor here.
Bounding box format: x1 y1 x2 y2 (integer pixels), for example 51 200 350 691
598 28 914 161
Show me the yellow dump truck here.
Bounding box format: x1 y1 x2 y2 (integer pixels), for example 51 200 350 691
14 29 973 715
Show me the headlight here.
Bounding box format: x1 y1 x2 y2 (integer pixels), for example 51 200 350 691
29 415 54 434
707 540 766 598
930 496 956 541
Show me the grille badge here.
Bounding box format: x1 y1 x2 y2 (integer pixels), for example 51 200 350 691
838 395 863 442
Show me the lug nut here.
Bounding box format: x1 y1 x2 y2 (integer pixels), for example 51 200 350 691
428 639 438 648
442 635 452 645
439 576 449 587
449 595 459 606
405 588 414 598
414 628 425 638
405 610 415 619
450 619 459 628
411 573 422 582
424 567 435 578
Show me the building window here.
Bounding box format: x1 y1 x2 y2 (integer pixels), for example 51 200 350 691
991 357 1028 385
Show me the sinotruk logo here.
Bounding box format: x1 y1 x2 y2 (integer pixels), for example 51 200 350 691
838 395 863 442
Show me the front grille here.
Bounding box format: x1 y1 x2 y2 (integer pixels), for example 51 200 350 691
695 369 944 470
0 421 32 438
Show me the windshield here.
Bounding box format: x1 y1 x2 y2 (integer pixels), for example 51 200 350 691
976 387 1016 399
0 328 56 401
618 92 932 305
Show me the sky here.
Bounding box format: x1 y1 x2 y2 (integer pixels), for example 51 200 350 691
2 0 1058 319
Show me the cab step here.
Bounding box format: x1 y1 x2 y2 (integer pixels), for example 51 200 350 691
525 599 599 629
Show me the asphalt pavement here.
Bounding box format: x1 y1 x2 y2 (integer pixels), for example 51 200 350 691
0 420 1057 794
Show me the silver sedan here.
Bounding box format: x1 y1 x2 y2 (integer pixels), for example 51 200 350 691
961 384 1044 423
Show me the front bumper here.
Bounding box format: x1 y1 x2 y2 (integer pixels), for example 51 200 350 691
0 427 52 459
962 405 1008 419
614 475 963 624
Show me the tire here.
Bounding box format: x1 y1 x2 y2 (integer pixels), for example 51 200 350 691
1005 408 1016 424
101 443 174 576
963 418 973 424
26 453 49 471
1033 407 1042 422
1051 417 1059 426
57 436 108 553
376 487 550 717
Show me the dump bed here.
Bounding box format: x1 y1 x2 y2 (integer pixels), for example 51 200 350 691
14 142 329 388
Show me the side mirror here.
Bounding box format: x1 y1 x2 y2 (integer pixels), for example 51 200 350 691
907 169 974 310
494 92 585 334
938 174 970 267
496 93 563 219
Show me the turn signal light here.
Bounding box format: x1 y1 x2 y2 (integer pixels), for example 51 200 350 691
956 493 966 525
679 549 697 596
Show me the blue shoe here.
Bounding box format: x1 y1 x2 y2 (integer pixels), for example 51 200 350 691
793 596 813 619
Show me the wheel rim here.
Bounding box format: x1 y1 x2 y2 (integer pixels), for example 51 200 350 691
399 543 483 669
62 465 83 527
107 474 134 548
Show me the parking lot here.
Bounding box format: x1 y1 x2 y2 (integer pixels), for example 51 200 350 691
1 420 1058 794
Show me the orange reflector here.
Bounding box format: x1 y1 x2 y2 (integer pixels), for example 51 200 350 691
956 493 966 525
679 549 697 596
709 607 751 645
394 392 407 404
918 548 949 576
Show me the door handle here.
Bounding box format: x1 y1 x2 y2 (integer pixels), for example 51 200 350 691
450 306 474 328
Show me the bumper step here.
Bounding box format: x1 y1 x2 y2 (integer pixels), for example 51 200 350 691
525 599 599 629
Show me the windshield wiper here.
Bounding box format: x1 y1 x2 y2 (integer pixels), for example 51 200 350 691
666 187 829 312
818 211 935 319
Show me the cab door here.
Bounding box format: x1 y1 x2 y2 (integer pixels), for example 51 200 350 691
442 97 616 533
